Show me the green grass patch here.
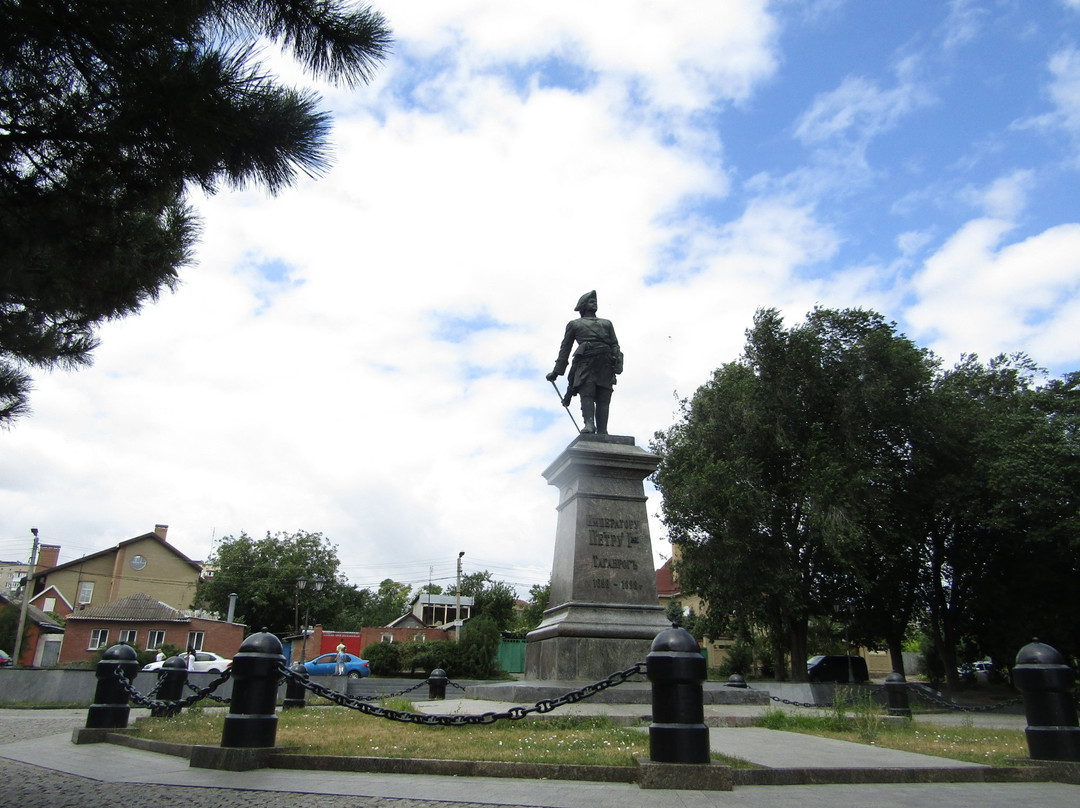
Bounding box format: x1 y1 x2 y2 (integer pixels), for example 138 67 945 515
131 704 753 768
756 705 1027 766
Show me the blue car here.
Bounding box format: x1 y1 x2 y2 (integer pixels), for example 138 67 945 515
301 652 371 678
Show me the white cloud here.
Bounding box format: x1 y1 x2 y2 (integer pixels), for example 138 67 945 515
1047 46 1080 135
940 0 987 51
960 169 1035 219
907 214 1080 366
795 69 934 151
380 0 779 110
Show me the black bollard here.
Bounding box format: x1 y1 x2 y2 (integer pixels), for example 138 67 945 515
647 627 710 764
725 674 748 689
1014 641 1080 762
150 656 189 718
427 668 448 700
884 672 911 718
283 661 308 710
86 643 141 729
220 630 285 748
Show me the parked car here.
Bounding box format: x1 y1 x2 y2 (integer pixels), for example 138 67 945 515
0 649 10 666
142 651 232 673
806 654 869 683
301 652 371 678
959 660 999 684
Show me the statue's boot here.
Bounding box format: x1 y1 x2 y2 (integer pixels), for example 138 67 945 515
580 397 596 433
596 401 610 435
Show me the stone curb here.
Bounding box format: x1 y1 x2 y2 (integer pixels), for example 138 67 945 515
79 732 1080 789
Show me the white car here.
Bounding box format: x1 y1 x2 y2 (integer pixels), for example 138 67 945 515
142 651 232 674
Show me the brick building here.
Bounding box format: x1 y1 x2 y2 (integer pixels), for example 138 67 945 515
59 592 244 665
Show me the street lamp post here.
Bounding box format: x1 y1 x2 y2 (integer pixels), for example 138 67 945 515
454 551 464 643
13 528 39 668
296 575 325 663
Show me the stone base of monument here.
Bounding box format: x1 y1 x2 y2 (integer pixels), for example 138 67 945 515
525 602 671 681
525 434 683 682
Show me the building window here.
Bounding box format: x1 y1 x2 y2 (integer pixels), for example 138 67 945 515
412 633 426 642
147 630 165 650
381 633 393 643
88 629 109 650
187 631 204 651
43 597 56 613
77 581 94 605
118 629 137 646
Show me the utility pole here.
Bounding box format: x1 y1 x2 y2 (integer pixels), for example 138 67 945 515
455 551 464 643
13 528 40 668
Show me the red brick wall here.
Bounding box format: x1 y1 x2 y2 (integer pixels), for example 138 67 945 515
59 618 245 665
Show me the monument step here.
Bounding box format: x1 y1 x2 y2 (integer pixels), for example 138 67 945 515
465 680 769 705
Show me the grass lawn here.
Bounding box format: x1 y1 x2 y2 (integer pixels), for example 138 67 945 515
757 706 1028 766
130 707 756 767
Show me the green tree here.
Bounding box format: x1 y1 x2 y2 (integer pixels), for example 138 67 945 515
448 570 517 632
915 356 1080 684
457 614 501 678
0 602 27 657
195 530 343 636
368 578 413 626
653 307 934 680
0 0 391 424
513 581 550 634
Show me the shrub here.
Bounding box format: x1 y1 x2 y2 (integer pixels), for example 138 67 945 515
457 615 500 678
401 640 458 676
716 640 754 677
363 641 403 676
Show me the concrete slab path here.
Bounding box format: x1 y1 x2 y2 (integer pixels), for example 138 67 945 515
2 707 1076 808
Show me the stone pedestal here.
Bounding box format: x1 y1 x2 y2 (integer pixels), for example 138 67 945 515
526 434 671 681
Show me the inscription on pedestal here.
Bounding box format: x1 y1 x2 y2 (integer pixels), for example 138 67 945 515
580 511 654 602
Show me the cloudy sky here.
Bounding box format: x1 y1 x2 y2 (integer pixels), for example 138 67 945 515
3 1 1080 604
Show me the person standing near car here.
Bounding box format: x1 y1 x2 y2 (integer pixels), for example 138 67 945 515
335 641 346 675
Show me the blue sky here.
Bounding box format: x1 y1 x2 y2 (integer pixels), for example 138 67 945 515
2 1 1079 603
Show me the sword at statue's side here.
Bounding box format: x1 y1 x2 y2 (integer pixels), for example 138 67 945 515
549 380 580 432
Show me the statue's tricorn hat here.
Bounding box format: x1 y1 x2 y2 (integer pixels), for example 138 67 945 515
574 290 597 312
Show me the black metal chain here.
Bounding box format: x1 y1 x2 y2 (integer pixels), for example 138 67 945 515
343 679 429 703
741 682 833 709
906 683 1023 713
279 662 648 726
114 667 232 712
184 679 231 703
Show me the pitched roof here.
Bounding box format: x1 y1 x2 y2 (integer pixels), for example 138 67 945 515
29 584 73 615
386 612 427 628
31 530 202 579
64 592 189 623
0 593 65 632
655 558 680 598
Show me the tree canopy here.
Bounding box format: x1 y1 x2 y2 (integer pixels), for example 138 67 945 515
652 307 1079 682
0 0 391 424
195 529 345 636
447 570 518 633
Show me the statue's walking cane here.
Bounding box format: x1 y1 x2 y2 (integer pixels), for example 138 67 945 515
549 380 580 432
